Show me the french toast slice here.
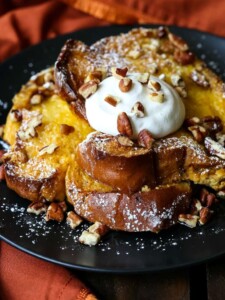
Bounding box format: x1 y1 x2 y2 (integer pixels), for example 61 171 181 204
55 27 225 124
66 160 192 232
77 132 225 191
3 69 93 202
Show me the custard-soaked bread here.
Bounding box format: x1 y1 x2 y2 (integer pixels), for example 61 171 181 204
66 160 192 232
55 27 225 123
77 132 155 193
77 132 225 191
3 69 93 201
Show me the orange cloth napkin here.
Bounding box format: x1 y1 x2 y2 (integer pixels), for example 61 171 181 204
1 0 225 299
0 242 96 300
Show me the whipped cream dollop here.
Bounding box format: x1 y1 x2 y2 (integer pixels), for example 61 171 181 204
85 74 185 139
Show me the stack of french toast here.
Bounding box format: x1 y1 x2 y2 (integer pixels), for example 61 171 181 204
1 26 225 245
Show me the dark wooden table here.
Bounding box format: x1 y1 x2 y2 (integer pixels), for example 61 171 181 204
75 256 225 300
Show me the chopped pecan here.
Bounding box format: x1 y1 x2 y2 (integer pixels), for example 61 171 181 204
138 129 154 149
58 201 68 212
199 207 213 225
38 144 58 156
78 80 98 99
117 112 133 137
201 116 223 135
119 77 132 92
171 74 185 87
60 124 75 135
148 63 158 74
204 137 225 159
79 222 109 246
30 94 42 105
131 102 145 118
104 95 120 107
11 109 22 122
127 49 142 59
66 211 83 229
216 132 225 147
27 201 47 215
190 70 210 88
111 67 128 79
189 199 202 215
149 91 164 103
157 26 168 38
85 70 103 83
168 33 189 51
135 73 149 84
117 135 134 147
200 188 217 207
175 86 187 98
148 79 161 91
17 112 42 140
184 117 201 127
45 202 64 222
174 49 195 65
178 214 199 228
188 125 207 143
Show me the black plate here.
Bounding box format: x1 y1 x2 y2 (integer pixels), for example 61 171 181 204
1 25 225 273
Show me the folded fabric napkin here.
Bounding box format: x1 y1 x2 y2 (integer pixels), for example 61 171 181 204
0 0 225 299
0 242 96 299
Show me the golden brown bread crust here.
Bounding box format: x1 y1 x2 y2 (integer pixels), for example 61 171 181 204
66 161 192 232
77 132 155 193
4 162 64 202
77 132 225 192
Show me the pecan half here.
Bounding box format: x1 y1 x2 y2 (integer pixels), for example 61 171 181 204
138 129 154 149
200 188 217 207
117 112 133 137
119 77 132 92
